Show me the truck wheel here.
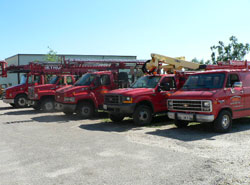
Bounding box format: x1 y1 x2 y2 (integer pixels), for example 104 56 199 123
41 99 55 112
174 120 189 128
76 102 94 119
213 110 232 133
133 105 152 126
14 94 28 108
109 114 124 122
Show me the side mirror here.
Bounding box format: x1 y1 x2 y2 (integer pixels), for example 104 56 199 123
233 81 242 88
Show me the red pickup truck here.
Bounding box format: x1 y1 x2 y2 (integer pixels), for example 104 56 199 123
28 74 76 111
167 64 250 132
103 72 190 125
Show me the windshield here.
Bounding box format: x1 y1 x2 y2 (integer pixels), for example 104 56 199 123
183 73 225 90
131 76 161 88
49 76 59 84
74 73 97 86
20 74 27 85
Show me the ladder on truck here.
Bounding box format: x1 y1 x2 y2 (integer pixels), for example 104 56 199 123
28 59 145 76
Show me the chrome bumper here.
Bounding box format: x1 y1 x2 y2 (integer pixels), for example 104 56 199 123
3 98 14 104
168 112 215 122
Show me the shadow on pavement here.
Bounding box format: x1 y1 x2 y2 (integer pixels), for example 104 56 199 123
79 115 171 133
146 118 250 142
0 106 15 111
4 109 44 115
31 112 109 123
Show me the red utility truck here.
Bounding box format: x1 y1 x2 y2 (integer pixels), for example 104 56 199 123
167 60 250 133
2 61 71 108
28 74 76 111
103 72 190 125
103 53 205 125
2 63 47 108
55 60 145 117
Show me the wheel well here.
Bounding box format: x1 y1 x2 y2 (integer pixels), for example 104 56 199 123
77 99 95 108
218 108 233 117
136 100 154 112
14 93 27 99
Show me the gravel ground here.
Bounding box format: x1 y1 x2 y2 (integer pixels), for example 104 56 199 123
0 101 250 185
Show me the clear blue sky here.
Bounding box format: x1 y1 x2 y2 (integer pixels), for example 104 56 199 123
1 0 250 61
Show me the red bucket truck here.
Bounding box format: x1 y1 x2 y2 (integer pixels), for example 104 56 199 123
103 54 206 125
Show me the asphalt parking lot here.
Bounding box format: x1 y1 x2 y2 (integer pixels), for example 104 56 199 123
0 101 250 185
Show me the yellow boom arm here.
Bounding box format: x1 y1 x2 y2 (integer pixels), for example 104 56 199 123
146 53 201 73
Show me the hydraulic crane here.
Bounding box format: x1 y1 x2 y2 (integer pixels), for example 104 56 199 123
142 53 206 74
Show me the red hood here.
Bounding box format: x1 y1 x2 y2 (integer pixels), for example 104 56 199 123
108 88 154 97
5 84 26 91
56 85 89 94
170 89 219 99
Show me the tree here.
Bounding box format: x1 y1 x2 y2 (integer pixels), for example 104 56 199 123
210 36 250 64
191 58 211 65
46 46 59 62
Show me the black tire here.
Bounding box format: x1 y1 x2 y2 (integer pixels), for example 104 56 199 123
133 105 152 126
32 101 41 110
14 94 28 108
213 110 232 133
109 114 124 122
76 102 94 119
174 120 189 128
41 98 55 112
63 111 74 116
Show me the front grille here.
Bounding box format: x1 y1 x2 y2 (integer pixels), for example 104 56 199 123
168 100 212 112
105 94 121 104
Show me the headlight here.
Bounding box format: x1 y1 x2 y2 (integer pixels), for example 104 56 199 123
64 97 75 102
203 101 210 107
34 94 38 98
123 96 133 103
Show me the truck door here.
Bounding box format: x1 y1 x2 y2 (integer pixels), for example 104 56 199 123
53 76 65 90
93 74 112 106
225 73 244 118
153 77 176 112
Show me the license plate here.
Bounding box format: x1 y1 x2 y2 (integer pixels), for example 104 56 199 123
177 113 193 121
103 105 107 110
